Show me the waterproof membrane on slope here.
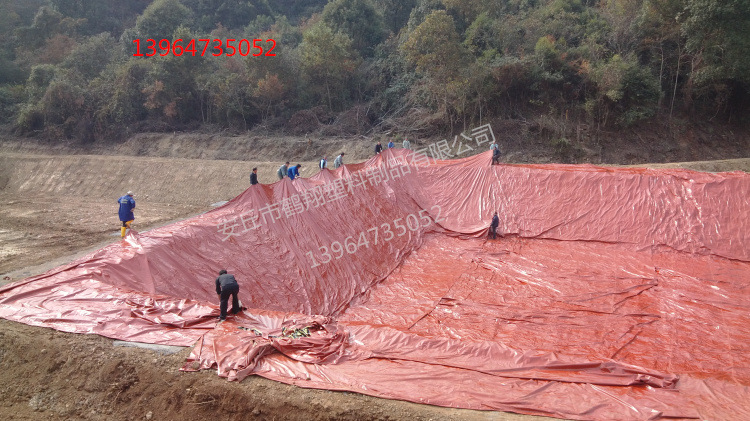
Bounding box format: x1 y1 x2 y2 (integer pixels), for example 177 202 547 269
1 150 749 420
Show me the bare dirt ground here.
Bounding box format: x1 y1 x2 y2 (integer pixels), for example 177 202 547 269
0 318 550 421
0 149 557 421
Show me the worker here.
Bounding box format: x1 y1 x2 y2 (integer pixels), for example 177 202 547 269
288 163 302 180
492 146 501 165
402 138 411 149
250 167 258 185
333 152 345 169
118 191 136 238
489 211 500 240
490 141 499 151
319 156 327 170
388 140 395 149
215 269 241 321
374 142 383 154
277 162 289 180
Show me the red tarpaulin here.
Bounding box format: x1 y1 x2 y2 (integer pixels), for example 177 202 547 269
1 150 749 420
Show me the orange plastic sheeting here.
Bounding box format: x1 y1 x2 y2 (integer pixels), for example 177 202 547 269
1 149 749 420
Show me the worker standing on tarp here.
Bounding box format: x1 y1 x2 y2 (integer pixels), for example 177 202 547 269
215 269 241 321
118 191 136 238
277 162 289 180
492 146 501 165
489 211 500 239
334 152 345 169
250 167 259 185
288 163 302 180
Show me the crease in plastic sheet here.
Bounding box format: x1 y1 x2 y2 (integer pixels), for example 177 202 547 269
1 150 749 420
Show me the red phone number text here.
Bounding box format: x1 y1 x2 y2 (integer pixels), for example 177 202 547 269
133 38 276 57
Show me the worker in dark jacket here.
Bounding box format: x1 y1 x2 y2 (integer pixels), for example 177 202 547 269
489 211 500 239
250 167 259 185
492 147 501 165
374 142 383 154
215 269 241 321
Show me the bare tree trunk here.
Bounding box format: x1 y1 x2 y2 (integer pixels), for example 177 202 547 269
326 78 332 112
670 41 681 121
658 44 665 109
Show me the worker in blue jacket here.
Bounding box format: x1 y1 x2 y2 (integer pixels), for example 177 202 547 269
287 163 302 180
118 191 136 238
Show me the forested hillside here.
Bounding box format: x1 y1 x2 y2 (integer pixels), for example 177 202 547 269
0 0 747 143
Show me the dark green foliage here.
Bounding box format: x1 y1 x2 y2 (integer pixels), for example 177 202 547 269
183 0 273 32
373 0 417 34
268 0 328 24
61 34 118 82
299 21 360 111
135 0 192 41
0 0 747 140
0 53 25 85
49 0 152 35
322 0 386 57
0 84 25 123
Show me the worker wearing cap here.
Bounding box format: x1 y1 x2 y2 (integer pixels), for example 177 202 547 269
118 191 136 238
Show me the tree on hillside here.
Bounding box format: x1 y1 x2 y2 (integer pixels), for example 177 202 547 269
599 0 646 55
463 12 502 56
587 53 660 127
299 22 360 111
401 10 465 81
49 0 151 35
322 0 386 57
135 0 192 41
372 0 417 34
182 0 273 31
60 33 117 82
682 0 750 119
254 73 286 120
268 0 329 24
96 60 150 127
401 10 470 131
